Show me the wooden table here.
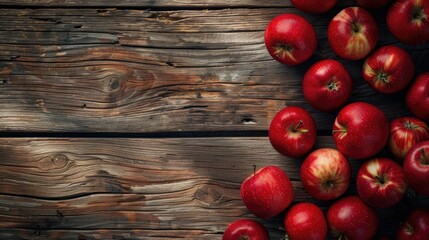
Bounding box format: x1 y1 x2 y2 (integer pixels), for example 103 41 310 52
0 1 428 239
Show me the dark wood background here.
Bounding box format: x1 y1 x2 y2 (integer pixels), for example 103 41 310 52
0 0 428 239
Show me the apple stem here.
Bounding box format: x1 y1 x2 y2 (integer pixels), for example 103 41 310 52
404 120 418 129
405 222 414 234
332 129 347 134
412 6 425 22
252 164 256 175
327 80 339 91
275 43 293 53
375 72 390 84
332 122 347 137
293 120 309 133
323 180 335 189
351 21 361 33
375 175 387 185
338 234 348 240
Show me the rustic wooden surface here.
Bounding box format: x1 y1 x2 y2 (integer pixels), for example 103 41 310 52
0 0 356 8
0 7 428 133
0 0 428 239
0 137 427 240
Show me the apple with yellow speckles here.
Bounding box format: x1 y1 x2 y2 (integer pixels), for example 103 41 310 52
300 148 351 200
328 7 379 60
387 0 429 45
269 106 317 158
283 202 328 240
264 13 317 65
403 140 429 196
356 158 407 208
333 102 389 159
327 196 379 240
397 208 429 240
363 45 415 94
222 219 269 240
388 117 429 161
406 72 429 121
240 166 295 219
303 59 353 112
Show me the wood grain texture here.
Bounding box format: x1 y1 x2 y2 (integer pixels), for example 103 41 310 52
0 137 428 240
0 0 355 8
1 8 428 133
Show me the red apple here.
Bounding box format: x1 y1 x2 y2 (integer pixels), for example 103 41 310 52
327 196 379 240
333 102 389 159
356 158 407 208
406 72 429 121
303 59 353 112
397 208 429 240
356 0 391 8
363 45 415 94
403 141 429 196
240 166 294 219
269 106 317 158
387 0 429 45
264 13 317 65
389 117 429 161
300 148 351 200
328 7 379 60
290 0 338 14
222 219 269 240
284 202 327 240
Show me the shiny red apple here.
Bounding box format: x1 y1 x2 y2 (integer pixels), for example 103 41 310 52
327 196 379 240
403 141 429 196
333 102 389 159
389 117 429 161
290 0 338 14
328 7 379 60
357 158 407 208
222 219 269 240
303 59 353 112
387 0 429 45
406 72 429 121
240 166 294 219
356 0 391 8
264 13 317 65
269 106 317 158
300 148 351 200
284 202 327 240
397 208 429 240
363 45 415 94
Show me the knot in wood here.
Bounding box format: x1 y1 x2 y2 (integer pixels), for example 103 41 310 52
38 154 69 170
52 154 69 167
195 186 222 206
109 77 121 91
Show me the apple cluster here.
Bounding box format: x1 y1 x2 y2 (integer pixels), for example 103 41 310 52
223 0 429 240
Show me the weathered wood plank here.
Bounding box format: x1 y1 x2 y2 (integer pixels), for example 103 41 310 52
0 137 322 239
0 137 427 239
0 8 428 133
0 137 335 198
0 228 222 240
0 0 355 8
